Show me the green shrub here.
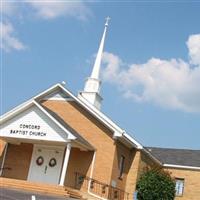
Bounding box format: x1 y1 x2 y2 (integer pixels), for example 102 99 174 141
136 168 176 200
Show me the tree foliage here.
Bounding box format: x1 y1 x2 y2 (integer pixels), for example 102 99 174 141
136 168 176 200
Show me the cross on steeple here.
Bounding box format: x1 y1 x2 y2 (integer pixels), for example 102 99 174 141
105 16 111 26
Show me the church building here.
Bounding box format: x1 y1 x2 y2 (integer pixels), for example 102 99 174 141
0 19 200 200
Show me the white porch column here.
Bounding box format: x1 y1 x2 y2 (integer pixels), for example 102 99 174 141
59 143 71 186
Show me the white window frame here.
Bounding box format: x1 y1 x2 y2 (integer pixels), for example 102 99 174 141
175 178 184 196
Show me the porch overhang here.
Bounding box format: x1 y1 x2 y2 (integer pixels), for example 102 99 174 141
0 136 94 152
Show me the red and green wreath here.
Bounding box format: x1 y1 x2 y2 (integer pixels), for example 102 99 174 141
49 158 57 167
36 156 44 166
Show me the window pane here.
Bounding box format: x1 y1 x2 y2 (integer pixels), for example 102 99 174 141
175 178 184 196
119 155 125 178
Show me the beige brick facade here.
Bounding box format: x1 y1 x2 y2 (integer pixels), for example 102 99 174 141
125 150 141 197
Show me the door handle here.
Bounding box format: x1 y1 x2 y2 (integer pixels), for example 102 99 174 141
44 165 47 174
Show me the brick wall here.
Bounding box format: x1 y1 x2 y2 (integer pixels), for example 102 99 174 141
110 141 131 190
125 150 141 198
2 143 33 180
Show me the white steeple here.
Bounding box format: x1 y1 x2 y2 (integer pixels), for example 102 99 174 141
79 17 110 110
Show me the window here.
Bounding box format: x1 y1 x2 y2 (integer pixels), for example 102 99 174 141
175 178 184 196
119 155 125 178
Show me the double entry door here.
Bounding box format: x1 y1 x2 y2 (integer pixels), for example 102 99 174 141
28 145 64 184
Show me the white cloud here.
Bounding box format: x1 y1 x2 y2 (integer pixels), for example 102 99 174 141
102 34 200 113
0 1 91 20
27 1 91 20
0 1 91 52
1 2 25 52
187 34 200 66
1 22 26 52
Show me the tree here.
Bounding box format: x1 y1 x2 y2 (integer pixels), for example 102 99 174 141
136 168 176 200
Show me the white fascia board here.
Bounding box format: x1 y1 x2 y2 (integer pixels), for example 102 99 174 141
163 164 200 171
122 132 143 149
33 101 76 140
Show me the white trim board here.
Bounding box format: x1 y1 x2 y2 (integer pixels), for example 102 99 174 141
163 164 200 170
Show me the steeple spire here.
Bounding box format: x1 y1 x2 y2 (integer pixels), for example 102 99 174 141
78 17 110 110
90 17 110 80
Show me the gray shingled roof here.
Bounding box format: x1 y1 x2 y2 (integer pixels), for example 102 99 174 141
145 147 200 167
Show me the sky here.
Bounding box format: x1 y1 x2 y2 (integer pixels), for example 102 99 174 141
1 1 200 149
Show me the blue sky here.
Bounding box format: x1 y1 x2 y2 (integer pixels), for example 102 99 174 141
1 1 200 149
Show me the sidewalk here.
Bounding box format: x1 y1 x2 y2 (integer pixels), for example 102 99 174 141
0 187 78 200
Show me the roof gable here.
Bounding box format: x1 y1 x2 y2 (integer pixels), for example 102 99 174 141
0 83 143 149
